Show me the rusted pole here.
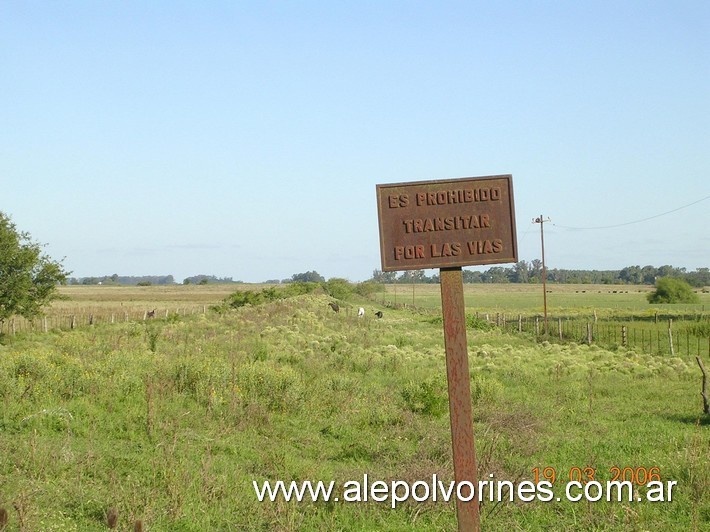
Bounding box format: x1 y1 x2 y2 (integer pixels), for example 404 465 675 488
440 267 480 531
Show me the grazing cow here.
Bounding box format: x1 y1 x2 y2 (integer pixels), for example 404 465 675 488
375 311 383 319
328 302 340 313
358 307 365 317
106 507 119 529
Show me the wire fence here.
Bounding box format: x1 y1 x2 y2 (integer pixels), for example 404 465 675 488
374 296 710 359
0 305 209 336
5 299 710 361
479 312 710 359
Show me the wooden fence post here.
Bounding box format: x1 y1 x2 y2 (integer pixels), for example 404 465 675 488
668 319 674 357
696 357 709 415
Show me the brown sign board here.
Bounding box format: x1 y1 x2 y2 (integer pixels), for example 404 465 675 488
376 175 517 271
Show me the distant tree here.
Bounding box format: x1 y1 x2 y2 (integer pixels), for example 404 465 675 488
462 269 484 283
685 268 710 287
371 269 397 283
183 274 235 285
528 259 543 282
397 270 430 283
620 266 644 284
647 277 700 304
640 265 658 285
290 271 325 283
509 261 529 283
484 267 509 283
655 265 674 279
0 212 68 324
369 262 707 287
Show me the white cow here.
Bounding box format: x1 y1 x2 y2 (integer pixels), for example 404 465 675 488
357 307 365 317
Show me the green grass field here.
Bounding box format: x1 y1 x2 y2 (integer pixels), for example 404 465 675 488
0 284 708 530
380 283 710 315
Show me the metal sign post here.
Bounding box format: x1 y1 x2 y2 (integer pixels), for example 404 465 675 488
376 175 518 532
440 266 479 530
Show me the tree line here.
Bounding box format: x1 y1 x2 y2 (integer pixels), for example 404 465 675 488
66 274 246 286
370 263 710 286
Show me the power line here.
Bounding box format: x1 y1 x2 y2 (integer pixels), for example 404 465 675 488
552 194 710 231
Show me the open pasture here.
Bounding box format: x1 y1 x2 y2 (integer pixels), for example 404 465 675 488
1 284 273 335
380 283 710 360
54 284 264 310
0 284 708 530
381 283 710 316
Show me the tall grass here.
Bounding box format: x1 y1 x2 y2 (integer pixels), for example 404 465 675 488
0 289 707 529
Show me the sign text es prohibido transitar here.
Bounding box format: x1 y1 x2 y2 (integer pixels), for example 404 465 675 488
376 175 518 271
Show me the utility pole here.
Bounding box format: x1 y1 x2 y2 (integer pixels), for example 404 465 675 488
533 215 551 335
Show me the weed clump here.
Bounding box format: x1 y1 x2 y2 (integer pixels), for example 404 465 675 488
400 376 448 416
236 361 304 412
214 283 319 312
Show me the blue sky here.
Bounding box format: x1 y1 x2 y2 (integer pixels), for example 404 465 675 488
2 1 708 282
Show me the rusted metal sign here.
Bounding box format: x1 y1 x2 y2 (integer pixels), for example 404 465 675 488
376 175 517 271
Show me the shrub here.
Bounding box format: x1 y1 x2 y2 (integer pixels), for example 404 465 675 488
323 278 354 300
466 314 496 331
236 362 303 411
400 376 448 416
469 375 503 404
217 283 320 311
427 314 495 331
647 277 700 304
685 320 710 338
354 281 385 297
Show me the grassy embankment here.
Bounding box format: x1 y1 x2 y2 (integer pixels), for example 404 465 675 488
0 284 708 530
